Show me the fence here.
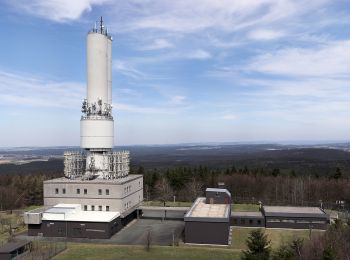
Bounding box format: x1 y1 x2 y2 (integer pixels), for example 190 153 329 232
0 240 67 260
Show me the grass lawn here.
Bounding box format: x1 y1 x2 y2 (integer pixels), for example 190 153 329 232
23 205 43 211
231 227 324 250
53 244 241 260
0 212 27 243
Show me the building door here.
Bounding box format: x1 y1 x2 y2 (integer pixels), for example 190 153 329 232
210 198 214 204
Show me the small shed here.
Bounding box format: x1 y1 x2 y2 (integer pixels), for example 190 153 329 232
0 241 32 260
205 188 231 204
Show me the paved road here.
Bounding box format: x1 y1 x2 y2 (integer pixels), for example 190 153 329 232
110 219 184 245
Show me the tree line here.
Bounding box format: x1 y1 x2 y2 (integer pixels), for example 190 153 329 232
0 164 348 211
138 165 349 209
0 173 62 210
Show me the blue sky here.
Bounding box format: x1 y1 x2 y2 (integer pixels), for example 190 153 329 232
1 0 350 146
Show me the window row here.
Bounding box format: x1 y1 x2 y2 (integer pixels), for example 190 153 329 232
54 188 110 195
124 201 132 209
232 219 262 225
124 185 132 194
83 205 110 211
266 218 327 224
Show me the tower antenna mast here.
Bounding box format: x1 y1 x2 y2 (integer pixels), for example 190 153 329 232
100 16 103 33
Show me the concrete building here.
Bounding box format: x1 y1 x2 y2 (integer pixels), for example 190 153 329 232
231 211 265 227
184 188 231 245
262 206 328 229
24 17 143 239
230 205 328 229
26 204 135 239
43 175 143 215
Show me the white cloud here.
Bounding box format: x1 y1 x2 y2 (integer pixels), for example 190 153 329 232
113 60 146 79
187 49 212 60
248 29 285 41
221 114 238 120
169 95 186 105
10 0 109 22
114 102 175 115
0 70 83 108
247 40 350 77
140 39 174 50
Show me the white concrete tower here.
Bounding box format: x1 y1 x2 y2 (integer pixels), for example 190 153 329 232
63 17 129 180
78 17 121 179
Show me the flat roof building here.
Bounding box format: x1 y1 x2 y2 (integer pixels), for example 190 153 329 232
184 188 231 245
262 206 328 229
26 204 131 239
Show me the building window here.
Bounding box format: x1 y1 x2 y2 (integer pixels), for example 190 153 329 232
139 181 141 187
84 189 87 194
240 219 245 224
106 189 109 195
99 206 102 211
77 189 80 194
106 206 110 211
91 205 95 211
98 189 102 195
62 188 66 194
84 205 87 211
55 188 59 194
249 219 253 225
257 220 262 225
233 219 238 225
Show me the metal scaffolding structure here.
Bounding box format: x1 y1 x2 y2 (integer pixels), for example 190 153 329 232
64 152 86 179
107 151 130 179
64 151 130 180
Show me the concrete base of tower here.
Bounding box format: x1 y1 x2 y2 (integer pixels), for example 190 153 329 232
43 174 143 213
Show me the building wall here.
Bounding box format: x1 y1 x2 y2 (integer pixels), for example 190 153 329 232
43 176 143 213
230 216 265 227
28 210 140 239
265 217 328 230
185 221 230 245
205 191 231 204
28 218 120 239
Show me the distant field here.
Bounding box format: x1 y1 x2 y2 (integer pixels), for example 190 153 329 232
53 244 241 260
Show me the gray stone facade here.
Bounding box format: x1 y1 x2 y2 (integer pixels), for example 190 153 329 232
43 175 143 215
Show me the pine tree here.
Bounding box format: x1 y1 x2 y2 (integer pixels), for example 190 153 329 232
241 229 271 260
